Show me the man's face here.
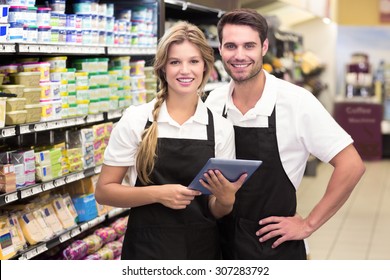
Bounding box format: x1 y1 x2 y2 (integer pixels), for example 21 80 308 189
219 24 268 84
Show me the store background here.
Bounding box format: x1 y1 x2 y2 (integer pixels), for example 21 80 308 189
0 0 389 260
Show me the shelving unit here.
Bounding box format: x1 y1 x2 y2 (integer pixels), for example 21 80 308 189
0 0 158 259
15 207 129 260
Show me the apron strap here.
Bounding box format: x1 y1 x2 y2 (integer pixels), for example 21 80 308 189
206 108 214 142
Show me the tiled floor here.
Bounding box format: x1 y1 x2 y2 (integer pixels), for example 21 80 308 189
297 159 390 260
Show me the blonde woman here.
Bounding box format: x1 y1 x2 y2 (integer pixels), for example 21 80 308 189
95 22 246 260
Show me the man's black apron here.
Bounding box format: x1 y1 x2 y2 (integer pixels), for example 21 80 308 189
220 106 306 259
121 109 220 260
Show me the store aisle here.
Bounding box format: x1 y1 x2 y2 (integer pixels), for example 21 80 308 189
297 159 390 260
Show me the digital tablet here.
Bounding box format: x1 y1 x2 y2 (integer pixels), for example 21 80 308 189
188 158 263 195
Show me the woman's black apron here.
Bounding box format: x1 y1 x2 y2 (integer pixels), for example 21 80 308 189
219 106 306 259
121 109 220 260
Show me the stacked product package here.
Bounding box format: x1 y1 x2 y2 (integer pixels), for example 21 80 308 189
0 191 78 260
0 1 157 48
62 215 128 260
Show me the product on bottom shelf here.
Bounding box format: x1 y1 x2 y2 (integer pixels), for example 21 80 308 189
82 246 114 260
109 216 128 237
103 240 123 259
63 239 89 260
94 227 117 245
82 234 103 255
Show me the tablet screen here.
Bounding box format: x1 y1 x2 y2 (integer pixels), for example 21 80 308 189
188 158 262 195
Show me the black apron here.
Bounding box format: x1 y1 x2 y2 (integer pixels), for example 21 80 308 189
219 106 306 260
121 109 220 260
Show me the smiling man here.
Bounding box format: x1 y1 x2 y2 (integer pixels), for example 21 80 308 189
205 8 365 260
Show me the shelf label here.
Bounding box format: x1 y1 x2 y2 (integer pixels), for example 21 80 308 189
65 173 78 183
34 122 47 132
76 117 85 125
94 165 102 174
4 192 18 204
70 227 81 238
53 177 66 188
1 127 16 137
80 223 89 232
88 216 105 228
56 120 67 127
107 110 122 119
86 113 104 123
42 182 55 191
65 172 84 184
20 185 43 199
59 232 71 243
46 121 58 130
24 248 39 260
65 118 76 126
36 244 48 255
19 125 31 134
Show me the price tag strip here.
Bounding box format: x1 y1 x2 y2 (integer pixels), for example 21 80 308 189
59 232 71 243
20 185 43 199
1 127 16 138
4 192 19 204
19 244 48 260
86 113 104 123
42 182 55 191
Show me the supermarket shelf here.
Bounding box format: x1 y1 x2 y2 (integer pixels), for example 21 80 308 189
0 165 102 207
0 109 124 139
0 42 156 55
15 207 130 260
16 43 106 55
0 43 16 53
106 46 156 55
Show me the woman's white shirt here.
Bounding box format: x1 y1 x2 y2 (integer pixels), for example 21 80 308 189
104 97 236 186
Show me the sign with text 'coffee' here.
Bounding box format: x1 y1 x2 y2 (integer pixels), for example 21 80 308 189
334 102 383 160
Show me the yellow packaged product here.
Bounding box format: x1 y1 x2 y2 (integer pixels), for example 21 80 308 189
52 196 76 229
18 212 46 245
7 214 27 252
22 87 41 104
0 84 25 97
5 110 27 125
24 104 42 123
9 72 41 87
0 220 16 260
5 97 26 112
32 208 55 241
41 203 64 235
62 194 78 222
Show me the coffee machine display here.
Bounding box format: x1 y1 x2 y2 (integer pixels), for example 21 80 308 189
345 53 373 98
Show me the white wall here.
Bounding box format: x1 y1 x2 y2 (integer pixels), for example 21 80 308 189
291 17 338 113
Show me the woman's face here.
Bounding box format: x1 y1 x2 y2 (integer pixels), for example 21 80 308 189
165 40 205 97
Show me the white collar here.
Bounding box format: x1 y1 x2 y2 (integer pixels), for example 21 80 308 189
148 96 209 125
225 70 277 117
